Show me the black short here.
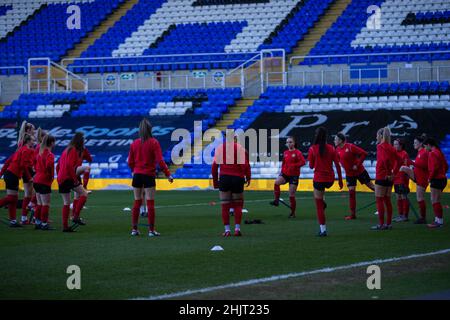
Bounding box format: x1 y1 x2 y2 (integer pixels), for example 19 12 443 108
58 179 81 194
346 170 372 187
219 175 245 194
132 174 156 188
280 174 299 186
313 181 334 191
33 183 51 195
4 170 19 191
430 178 447 191
394 184 410 195
375 179 394 187
22 167 35 183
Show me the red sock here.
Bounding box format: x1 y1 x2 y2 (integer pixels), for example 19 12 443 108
418 200 426 219
83 171 90 189
3 195 18 221
22 196 31 218
315 198 326 225
376 197 385 225
432 203 443 219
31 195 37 208
132 199 142 229
403 199 410 218
62 205 70 229
35 205 42 221
41 205 50 223
384 196 393 225
73 196 87 220
397 199 403 215
274 184 280 201
233 199 243 226
289 196 296 215
0 194 16 208
147 199 155 231
72 198 79 218
349 190 356 216
221 202 231 226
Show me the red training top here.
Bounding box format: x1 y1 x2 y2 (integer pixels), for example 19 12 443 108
128 138 170 177
281 149 306 177
34 149 55 187
211 142 251 181
428 147 449 180
393 149 413 185
77 148 93 167
5 145 32 180
57 147 81 184
336 143 367 177
375 142 399 180
308 144 342 183
413 148 429 186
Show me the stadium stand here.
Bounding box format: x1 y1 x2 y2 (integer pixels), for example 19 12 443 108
0 0 124 70
304 0 450 64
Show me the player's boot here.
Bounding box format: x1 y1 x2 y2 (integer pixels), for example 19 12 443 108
234 229 242 237
131 229 140 236
148 230 161 237
414 217 427 224
370 224 384 230
344 215 356 220
317 231 327 237
427 222 443 229
10 221 22 228
270 200 279 207
222 231 231 237
72 218 86 226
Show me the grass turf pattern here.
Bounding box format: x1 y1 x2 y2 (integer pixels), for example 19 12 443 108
0 191 449 299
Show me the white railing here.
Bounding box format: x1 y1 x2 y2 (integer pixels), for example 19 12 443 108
266 65 450 88
27 58 87 93
289 50 450 66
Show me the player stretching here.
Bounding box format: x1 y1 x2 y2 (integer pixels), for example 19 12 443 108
72 147 92 218
128 119 173 237
270 136 306 218
373 127 399 231
0 134 35 227
334 132 374 220
400 134 429 224
308 127 343 237
33 135 56 230
424 137 448 228
212 135 251 237
57 132 89 232
392 139 413 222
18 121 36 225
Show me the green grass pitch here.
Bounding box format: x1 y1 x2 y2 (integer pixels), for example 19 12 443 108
0 190 449 300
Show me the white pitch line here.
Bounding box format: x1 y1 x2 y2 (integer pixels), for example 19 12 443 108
134 248 450 300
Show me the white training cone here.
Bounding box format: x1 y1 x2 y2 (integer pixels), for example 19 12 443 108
242 209 248 213
123 207 131 212
211 245 224 251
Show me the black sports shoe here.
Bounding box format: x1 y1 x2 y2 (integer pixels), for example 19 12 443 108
34 223 42 230
288 213 296 219
72 218 86 226
40 224 51 231
270 200 279 207
317 231 327 237
63 227 76 233
10 221 22 228
414 218 427 224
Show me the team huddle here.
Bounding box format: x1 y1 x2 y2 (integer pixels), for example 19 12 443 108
0 119 448 237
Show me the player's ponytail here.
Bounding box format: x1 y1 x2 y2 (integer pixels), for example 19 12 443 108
37 127 47 144
382 127 391 144
139 118 153 142
424 137 440 150
313 127 327 156
39 134 55 155
68 132 85 155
